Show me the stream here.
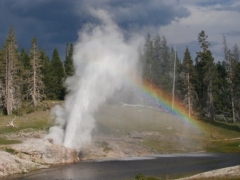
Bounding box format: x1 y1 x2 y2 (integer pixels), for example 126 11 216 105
3 153 240 180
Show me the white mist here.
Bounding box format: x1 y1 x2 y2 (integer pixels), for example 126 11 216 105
45 9 143 151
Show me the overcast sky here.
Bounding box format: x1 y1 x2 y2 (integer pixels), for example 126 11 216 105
0 0 239 61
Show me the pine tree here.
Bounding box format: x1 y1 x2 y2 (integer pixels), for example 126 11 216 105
19 48 30 69
26 37 44 107
160 36 171 91
223 36 238 123
233 62 240 122
232 44 240 63
0 48 4 113
215 62 230 115
64 43 74 77
2 26 21 115
196 31 216 121
39 50 51 99
49 49 65 100
19 48 30 100
175 52 183 100
143 34 154 84
182 47 196 117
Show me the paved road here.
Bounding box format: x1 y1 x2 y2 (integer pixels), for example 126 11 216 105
3 153 240 180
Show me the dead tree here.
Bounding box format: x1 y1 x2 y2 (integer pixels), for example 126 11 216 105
26 37 44 107
7 116 17 128
3 26 21 115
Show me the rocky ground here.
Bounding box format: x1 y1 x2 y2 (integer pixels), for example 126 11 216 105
0 129 158 177
0 129 78 177
177 165 240 180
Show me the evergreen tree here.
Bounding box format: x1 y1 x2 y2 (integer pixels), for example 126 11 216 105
26 37 44 107
0 48 4 113
49 48 65 100
196 31 216 120
142 33 174 94
233 62 240 122
152 33 162 87
19 48 30 69
2 26 21 115
64 43 74 77
19 48 30 100
160 36 171 91
223 36 239 123
182 47 196 117
175 52 183 100
214 62 230 115
143 34 154 84
39 50 51 99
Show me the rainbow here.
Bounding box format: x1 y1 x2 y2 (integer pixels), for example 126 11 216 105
129 77 202 131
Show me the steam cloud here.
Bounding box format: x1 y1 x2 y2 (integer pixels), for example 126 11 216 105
45 9 143 151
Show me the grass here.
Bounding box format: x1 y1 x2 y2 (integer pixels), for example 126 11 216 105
126 173 162 180
0 102 239 154
0 101 55 130
206 139 240 152
96 141 112 153
0 137 21 145
4 147 16 154
95 104 240 153
0 101 55 146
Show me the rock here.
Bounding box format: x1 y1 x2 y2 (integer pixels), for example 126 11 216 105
11 139 79 164
0 151 48 177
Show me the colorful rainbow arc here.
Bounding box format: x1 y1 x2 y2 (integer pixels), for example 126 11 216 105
129 77 202 131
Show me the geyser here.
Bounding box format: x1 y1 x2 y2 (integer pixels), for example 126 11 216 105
45 9 143 151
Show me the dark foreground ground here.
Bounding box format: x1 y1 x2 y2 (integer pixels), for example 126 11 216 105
3 153 240 180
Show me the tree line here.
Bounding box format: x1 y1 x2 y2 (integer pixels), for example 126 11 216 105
142 31 240 123
0 26 74 115
1 26 240 123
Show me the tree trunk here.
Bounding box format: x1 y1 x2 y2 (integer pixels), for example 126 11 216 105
209 80 214 121
172 49 176 109
6 46 13 115
33 44 37 107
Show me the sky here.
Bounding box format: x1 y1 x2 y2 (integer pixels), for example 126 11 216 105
0 0 239 61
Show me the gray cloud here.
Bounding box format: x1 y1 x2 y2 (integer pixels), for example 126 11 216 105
0 0 191 59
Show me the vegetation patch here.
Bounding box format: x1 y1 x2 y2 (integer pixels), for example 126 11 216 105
206 139 240 152
96 141 112 153
0 137 21 145
4 147 16 154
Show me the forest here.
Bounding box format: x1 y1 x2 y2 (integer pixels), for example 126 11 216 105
0 26 239 124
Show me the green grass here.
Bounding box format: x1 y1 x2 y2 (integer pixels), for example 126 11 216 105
206 139 240 152
129 173 162 180
95 104 240 153
0 137 21 145
4 147 16 154
0 102 54 135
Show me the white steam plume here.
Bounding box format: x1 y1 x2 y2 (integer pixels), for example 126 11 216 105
45 9 143 151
